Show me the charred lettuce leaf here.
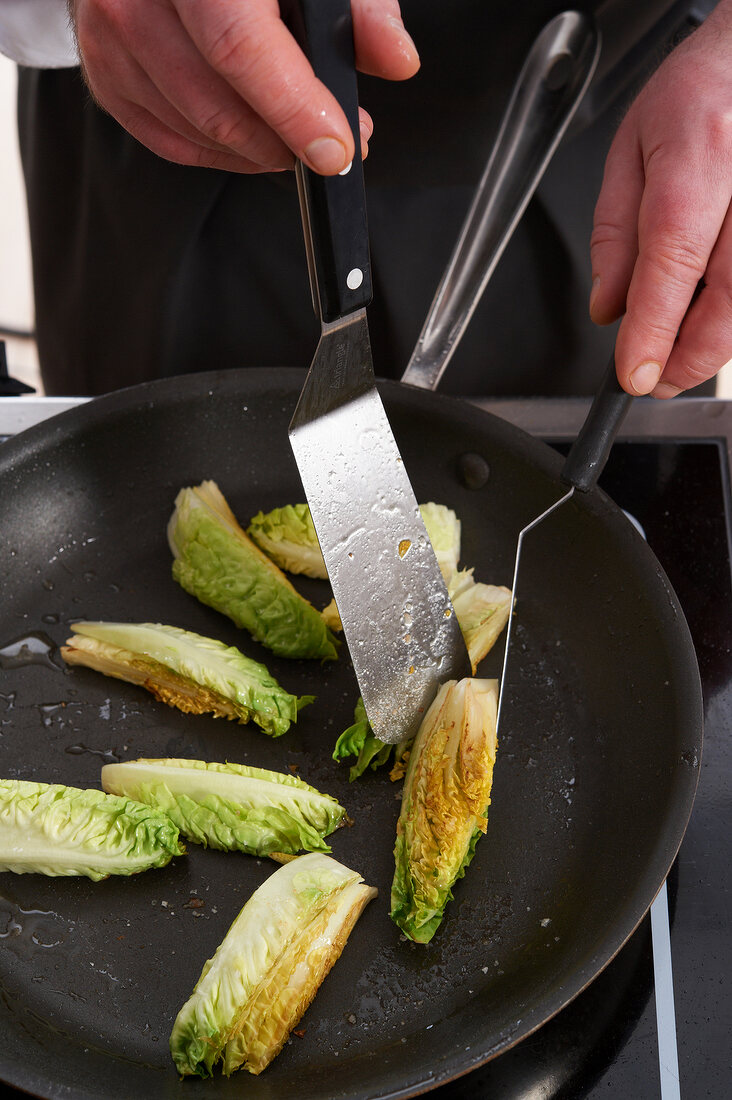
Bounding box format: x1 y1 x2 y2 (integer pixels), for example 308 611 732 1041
168 481 339 660
169 853 376 1077
390 678 498 943
0 779 183 880
61 621 311 738
101 758 346 857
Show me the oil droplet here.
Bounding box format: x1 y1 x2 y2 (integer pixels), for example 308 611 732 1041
408 665 415 675
0 898 74 959
403 633 412 644
398 539 411 559
444 608 452 618
41 613 60 625
65 743 120 764
0 633 60 671
36 702 67 728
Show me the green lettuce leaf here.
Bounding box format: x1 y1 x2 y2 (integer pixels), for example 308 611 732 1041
170 853 376 1077
101 758 346 856
247 503 327 579
0 779 184 880
332 698 410 782
168 481 339 660
390 678 498 943
61 621 311 738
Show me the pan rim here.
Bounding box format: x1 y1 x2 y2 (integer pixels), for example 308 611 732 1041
0 367 704 1099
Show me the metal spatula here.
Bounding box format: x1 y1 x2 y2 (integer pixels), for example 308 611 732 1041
402 9 600 390
284 0 471 745
397 10 625 740
495 359 633 730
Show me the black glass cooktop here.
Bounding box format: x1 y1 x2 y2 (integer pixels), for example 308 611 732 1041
431 439 732 1099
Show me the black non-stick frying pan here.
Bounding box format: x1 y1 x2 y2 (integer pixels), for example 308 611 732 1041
0 368 702 1099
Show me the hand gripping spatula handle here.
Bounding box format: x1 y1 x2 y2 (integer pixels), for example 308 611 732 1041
283 0 471 746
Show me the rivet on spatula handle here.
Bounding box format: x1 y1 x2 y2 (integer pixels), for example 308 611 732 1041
282 0 372 324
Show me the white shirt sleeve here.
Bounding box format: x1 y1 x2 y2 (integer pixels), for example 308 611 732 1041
0 0 79 68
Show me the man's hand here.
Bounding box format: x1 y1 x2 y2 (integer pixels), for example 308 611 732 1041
69 0 419 174
589 0 732 397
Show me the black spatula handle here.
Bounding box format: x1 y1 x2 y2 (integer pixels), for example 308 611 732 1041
561 357 634 492
282 0 372 323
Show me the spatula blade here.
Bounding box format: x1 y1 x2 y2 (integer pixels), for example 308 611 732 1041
290 312 471 745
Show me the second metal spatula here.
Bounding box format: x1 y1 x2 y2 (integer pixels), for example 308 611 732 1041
285 0 470 745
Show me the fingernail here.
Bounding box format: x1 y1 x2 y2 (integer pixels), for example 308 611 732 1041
303 136 348 175
629 361 663 395
387 15 419 57
651 382 682 400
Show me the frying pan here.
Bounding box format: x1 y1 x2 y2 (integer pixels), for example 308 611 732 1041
0 368 702 1098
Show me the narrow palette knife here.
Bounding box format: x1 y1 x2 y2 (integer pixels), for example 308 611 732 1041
284 0 471 745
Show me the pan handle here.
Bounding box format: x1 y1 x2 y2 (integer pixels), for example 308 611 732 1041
281 0 373 325
560 357 634 492
401 10 600 392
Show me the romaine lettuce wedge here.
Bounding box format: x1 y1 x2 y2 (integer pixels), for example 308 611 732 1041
60 621 311 738
420 502 511 671
247 503 328 579
449 572 512 672
170 853 376 1077
246 500 459 585
0 779 184 879
168 481 339 660
419 501 462 582
101 758 346 856
390 678 498 943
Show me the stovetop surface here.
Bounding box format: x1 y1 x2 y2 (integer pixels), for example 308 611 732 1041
428 437 731 1100
0 398 730 1099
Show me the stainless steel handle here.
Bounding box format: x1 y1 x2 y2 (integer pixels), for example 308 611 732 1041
401 10 600 392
